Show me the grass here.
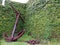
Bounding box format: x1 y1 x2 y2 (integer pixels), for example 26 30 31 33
0 39 60 45
0 34 33 45
0 40 30 45
46 42 60 45
0 34 60 45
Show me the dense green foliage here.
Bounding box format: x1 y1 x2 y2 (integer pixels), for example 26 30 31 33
25 0 60 40
0 2 26 38
0 0 60 40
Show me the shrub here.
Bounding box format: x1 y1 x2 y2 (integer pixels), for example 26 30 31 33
25 0 60 40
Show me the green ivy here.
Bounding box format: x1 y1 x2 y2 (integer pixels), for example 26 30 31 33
25 0 60 40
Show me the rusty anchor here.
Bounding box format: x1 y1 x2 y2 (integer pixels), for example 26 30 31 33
3 3 25 42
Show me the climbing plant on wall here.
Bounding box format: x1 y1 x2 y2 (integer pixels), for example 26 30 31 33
25 0 60 40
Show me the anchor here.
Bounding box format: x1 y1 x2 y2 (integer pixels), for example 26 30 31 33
3 3 25 42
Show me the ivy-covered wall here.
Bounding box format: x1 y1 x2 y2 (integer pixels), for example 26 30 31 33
25 0 60 40
0 2 26 38
0 0 60 40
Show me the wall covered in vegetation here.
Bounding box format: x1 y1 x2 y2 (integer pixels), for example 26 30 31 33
0 0 60 40
25 0 60 40
0 2 26 38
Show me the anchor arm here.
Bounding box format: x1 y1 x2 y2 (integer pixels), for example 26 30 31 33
13 29 25 40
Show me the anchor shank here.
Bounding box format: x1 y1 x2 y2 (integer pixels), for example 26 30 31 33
11 14 19 38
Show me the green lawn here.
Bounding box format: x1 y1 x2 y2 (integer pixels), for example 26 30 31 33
0 34 60 45
0 34 33 45
46 42 60 45
1 41 60 45
0 39 60 45
1 41 30 45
